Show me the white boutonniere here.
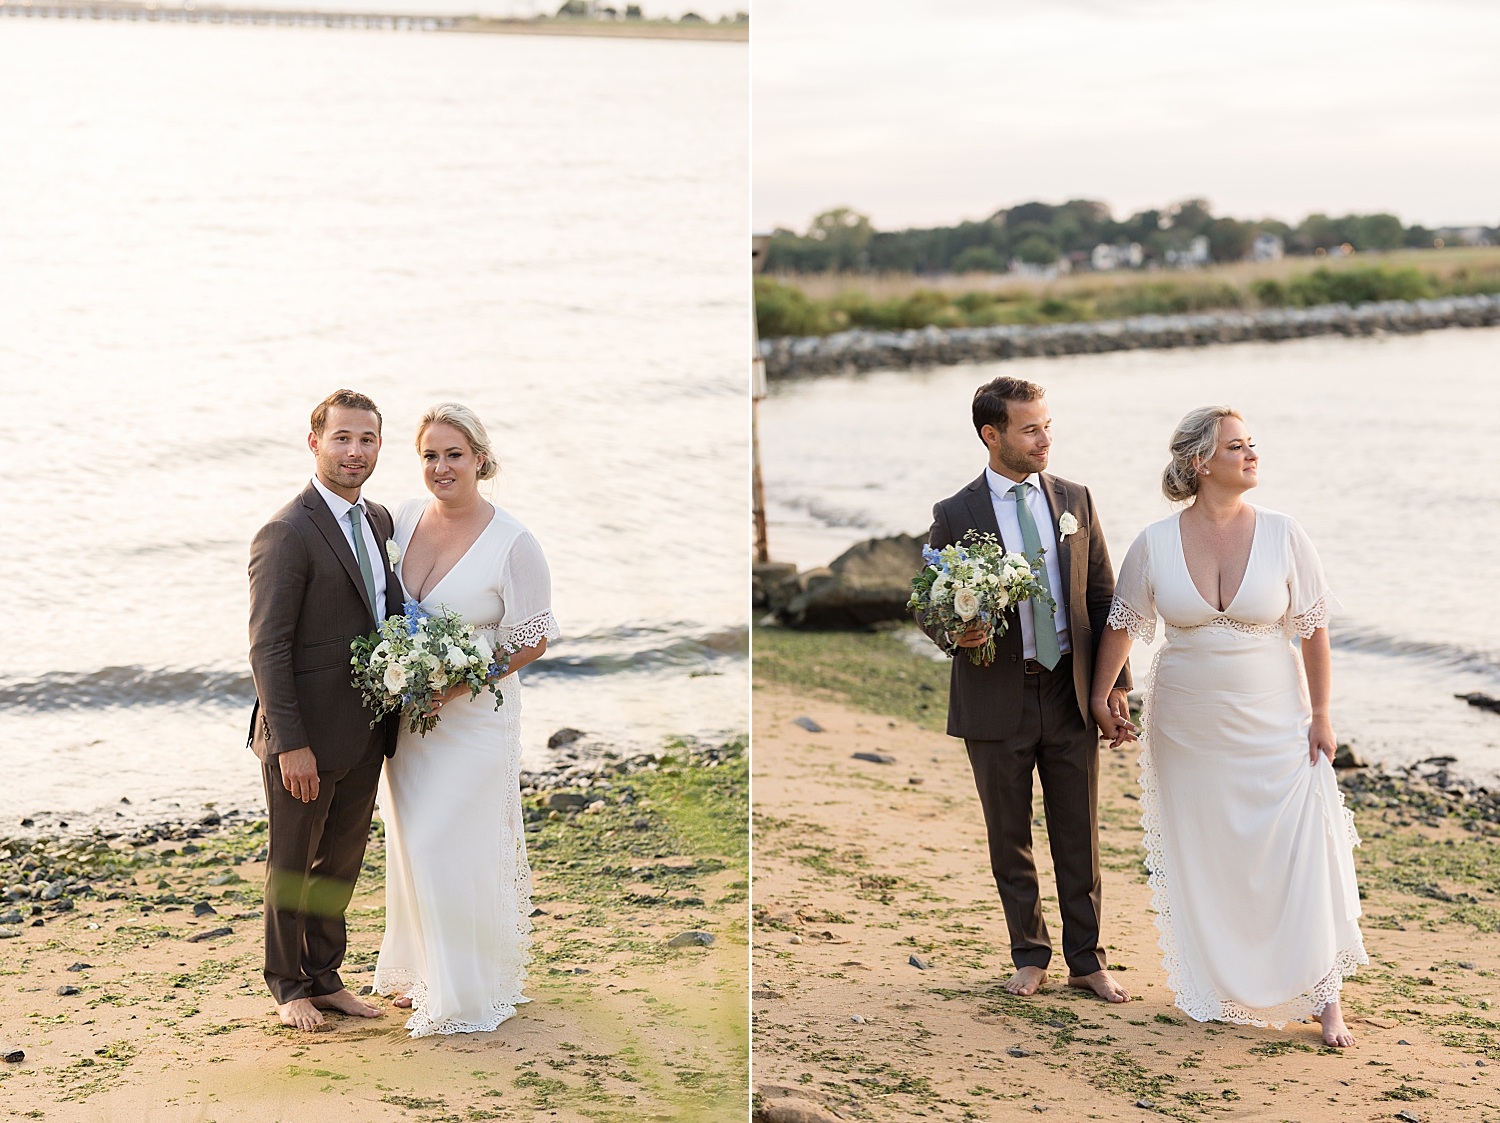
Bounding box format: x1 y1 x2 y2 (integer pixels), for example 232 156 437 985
1058 511 1080 539
385 539 402 566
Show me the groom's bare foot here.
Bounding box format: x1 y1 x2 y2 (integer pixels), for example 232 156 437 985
1320 1001 1356 1048
1068 970 1131 1003
277 998 326 1031
1004 965 1048 996
310 989 383 1019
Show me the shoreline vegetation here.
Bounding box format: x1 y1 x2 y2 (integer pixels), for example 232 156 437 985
2 2 750 41
751 623 1500 1122
0 734 748 1119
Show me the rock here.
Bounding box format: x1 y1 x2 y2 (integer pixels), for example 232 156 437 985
789 935 802 944
39 882 65 901
0 911 20 925
357 985 374 996
849 1014 865 1024
630 817 650 830
530 908 547 917
1457 692 1500 714
30 919 42 927
547 728 586 750
0 1047 23 1063
1397 1038 1412 1045
776 534 926 629
751 988 783 1000
193 903 217 917
1333 743 1366 769
908 777 924 785
909 954 930 970
1135 1099 1154 1110
56 985 80 996
0 929 17 940
545 792 588 812
198 812 221 827
755 1097 843 1123
584 800 606 814
66 962 91 972
1395 1112 1421 1123
185 927 232 943
852 752 895 764
752 561 799 611
667 930 714 948
18 819 31 828
1007 1046 1033 1057
792 716 824 733
49 898 73 913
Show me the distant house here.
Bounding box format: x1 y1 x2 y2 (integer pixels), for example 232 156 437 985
1091 242 1143 271
1251 233 1284 262
1437 226 1494 247
1009 257 1072 279
1165 236 1209 268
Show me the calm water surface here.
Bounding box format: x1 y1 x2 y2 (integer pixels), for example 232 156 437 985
0 20 748 829
762 328 1500 781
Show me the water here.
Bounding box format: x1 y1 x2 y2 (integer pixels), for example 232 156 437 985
761 327 1500 782
0 20 748 830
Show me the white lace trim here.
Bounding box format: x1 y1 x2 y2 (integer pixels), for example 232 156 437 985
1136 645 1368 1028
1107 596 1155 643
506 610 560 651
1290 592 1342 640
373 672 534 1039
1175 616 1286 639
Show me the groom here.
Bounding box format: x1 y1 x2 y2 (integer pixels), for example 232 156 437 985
919 376 1132 1003
247 389 402 1031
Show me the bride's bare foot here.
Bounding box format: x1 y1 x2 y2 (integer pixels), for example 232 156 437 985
1068 969 1131 1003
1004 965 1048 996
393 995 413 1009
310 989 383 1018
1320 1001 1356 1048
277 997 326 1031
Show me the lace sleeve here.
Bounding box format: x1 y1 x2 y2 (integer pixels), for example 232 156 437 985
1285 517 1340 639
1290 592 1342 640
1108 596 1156 643
500 530 558 649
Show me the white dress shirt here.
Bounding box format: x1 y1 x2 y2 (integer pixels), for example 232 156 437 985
311 475 388 612
985 466 1071 660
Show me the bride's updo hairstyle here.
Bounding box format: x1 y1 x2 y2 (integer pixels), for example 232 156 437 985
416 402 498 481
1163 405 1242 503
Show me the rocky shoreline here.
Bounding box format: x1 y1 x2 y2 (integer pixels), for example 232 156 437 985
760 293 1500 379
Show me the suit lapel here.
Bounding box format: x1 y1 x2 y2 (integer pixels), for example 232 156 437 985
301 484 376 623
366 501 403 618
963 471 1005 548
1037 473 1077 618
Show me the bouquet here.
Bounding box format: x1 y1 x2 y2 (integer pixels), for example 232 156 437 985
908 531 1055 666
350 600 512 735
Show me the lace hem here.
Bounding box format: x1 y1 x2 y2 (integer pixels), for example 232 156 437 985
1136 647 1367 1028
373 967 528 1038
1107 597 1155 643
1290 592 1342 639
1175 616 1285 639
506 610 560 651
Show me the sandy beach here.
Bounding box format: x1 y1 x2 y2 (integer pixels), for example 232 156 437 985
0 738 748 1121
751 627 1500 1122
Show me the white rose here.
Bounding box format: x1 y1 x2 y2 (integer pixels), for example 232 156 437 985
473 635 494 664
953 588 980 621
445 646 467 668
428 668 447 690
383 664 407 693
993 587 1010 610
385 539 402 566
1058 511 1080 538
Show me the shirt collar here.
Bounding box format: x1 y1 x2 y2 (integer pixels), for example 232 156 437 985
311 475 363 520
985 465 1038 499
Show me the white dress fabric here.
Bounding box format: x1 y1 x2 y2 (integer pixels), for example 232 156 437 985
1109 506 1366 1027
373 498 561 1037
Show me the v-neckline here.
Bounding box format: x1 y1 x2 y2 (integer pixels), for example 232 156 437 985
401 502 498 605
1175 506 1259 615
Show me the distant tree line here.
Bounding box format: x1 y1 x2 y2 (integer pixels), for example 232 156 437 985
762 199 1490 274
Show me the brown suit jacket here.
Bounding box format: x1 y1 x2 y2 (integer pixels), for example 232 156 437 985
920 470 1130 741
247 482 402 769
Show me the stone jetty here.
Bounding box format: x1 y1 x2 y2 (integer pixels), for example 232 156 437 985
760 293 1500 380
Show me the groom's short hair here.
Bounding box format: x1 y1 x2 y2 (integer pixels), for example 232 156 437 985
973 376 1044 438
311 390 383 436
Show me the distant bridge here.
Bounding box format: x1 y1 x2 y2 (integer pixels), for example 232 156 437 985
0 1 748 38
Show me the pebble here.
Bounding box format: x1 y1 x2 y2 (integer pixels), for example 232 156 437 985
0 1047 23 1063
56 985 80 996
792 716 825 733
1397 1038 1412 1045
908 777 923 785
193 903 217 917
789 935 802 944
1135 1099 1154 1109
1460 961 1477 969
0 928 16 940
852 752 895 764
66 962 91 972
1394 1112 1421 1123
849 1014 865 1024
1007 1046 1033 1058
186 927 232 943
357 985 374 996
909 954 930 970
666 930 714 948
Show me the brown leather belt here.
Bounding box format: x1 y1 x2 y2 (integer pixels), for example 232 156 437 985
1023 659 1046 674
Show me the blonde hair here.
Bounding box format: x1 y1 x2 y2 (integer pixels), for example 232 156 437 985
416 402 498 481
1163 406 1242 502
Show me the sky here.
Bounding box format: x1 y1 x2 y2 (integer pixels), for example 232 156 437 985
752 0 1500 233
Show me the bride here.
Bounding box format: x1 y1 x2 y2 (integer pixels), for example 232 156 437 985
373 402 560 1037
1091 406 1365 1048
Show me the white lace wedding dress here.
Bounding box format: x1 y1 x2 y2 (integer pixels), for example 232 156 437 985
373 498 560 1037
1109 506 1366 1027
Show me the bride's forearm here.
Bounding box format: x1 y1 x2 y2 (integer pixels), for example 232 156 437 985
499 637 548 678
1091 627 1133 706
1301 628 1332 717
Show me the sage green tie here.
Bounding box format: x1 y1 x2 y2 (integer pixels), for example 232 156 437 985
1010 482 1061 670
348 504 379 619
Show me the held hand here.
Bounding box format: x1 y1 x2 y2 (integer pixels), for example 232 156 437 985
280 747 320 803
950 623 992 649
1309 715 1337 766
1107 688 1137 741
1092 694 1138 749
